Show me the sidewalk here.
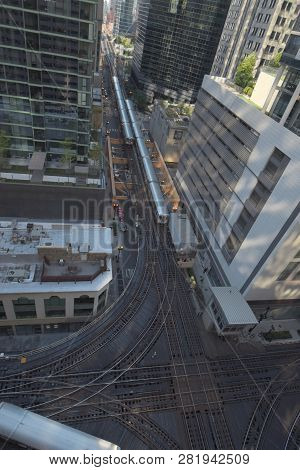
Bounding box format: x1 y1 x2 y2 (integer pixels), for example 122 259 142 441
239 318 300 345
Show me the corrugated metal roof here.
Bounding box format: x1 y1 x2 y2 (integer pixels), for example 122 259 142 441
211 287 258 326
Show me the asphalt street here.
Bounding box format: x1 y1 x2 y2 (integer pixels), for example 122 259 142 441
0 183 107 222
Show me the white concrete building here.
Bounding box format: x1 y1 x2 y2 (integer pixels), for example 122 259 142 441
212 0 299 79
0 221 112 336
176 75 300 334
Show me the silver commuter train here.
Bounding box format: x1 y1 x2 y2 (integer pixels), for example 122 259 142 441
112 76 134 144
126 99 169 224
0 402 120 450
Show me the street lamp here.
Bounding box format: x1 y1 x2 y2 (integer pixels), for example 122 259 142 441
117 245 124 262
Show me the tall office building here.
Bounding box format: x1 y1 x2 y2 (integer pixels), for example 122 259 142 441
268 13 300 135
212 0 299 79
96 1 104 70
0 0 100 167
176 74 300 331
132 0 231 103
113 0 136 36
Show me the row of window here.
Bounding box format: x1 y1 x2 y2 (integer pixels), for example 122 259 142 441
0 294 106 320
250 27 265 38
222 149 290 263
261 0 276 8
0 2 93 22
0 47 92 77
277 261 300 281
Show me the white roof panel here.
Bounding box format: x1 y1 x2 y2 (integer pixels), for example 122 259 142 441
211 287 258 326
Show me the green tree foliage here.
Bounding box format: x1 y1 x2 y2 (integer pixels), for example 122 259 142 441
115 36 132 48
269 52 282 68
89 143 102 165
235 53 257 89
135 90 148 111
243 86 254 97
178 103 194 117
62 139 74 168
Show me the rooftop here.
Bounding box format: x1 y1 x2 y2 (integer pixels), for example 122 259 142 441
211 287 258 326
158 101 193 126
0 221 112 292
211 77 263 110
169 212 198 252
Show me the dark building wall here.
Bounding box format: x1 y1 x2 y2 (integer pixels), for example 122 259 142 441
132 0 230 103
0 0 99 162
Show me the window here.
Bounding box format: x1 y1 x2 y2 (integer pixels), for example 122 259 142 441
174 130 183 140
253 42 260 52
261 0 268 7
257 13 263 22
289 19 295 29
265 45 275 54
44 296 65 317
292 271 300 281
249 189 261 207
251 27 258 36
276 16 286 26
264 14 271 23
74 295 94 316
264 160 278 178
282 1 292 11
263 148 289 180
247 40 253 49
0 301 6 320
97 291 106 311
236 209 252 231
13 297 36 319
258 28 265 37
224 232 240 254
269 0 276 7
249 182 270 207
277 262 300 281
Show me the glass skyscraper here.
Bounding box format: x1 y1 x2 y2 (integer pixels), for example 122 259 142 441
0 0 100 165
132 0 231 103
113 0 135 36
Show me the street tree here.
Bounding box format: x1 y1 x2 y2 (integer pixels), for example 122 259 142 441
89 143 102 166
62 139 74 168
270 52 282 68
235 53 256 89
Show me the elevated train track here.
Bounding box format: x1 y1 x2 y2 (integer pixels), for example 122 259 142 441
0 36 299 450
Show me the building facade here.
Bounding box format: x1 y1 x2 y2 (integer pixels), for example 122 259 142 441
0 220 112 336
113 0 135 36
176 75 300 332
268 13 300 135
0 0 100 167
212 0 299 79
149 101 190 164
131 0 231 103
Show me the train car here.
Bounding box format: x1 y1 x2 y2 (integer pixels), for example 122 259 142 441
126 99 169 224
112 76 134 145
0 402 120 450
